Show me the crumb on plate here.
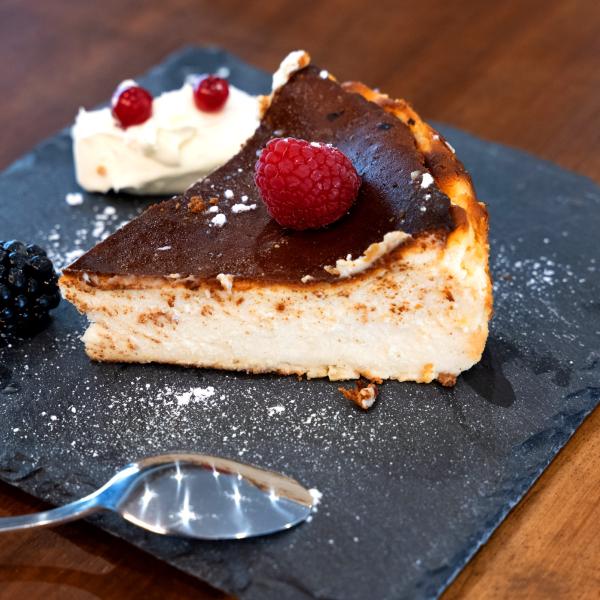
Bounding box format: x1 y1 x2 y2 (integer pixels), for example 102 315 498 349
338 379 379 410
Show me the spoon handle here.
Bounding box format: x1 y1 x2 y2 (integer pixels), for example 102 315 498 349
0 494 102 532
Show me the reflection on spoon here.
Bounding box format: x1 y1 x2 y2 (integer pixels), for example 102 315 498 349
0 453 315 540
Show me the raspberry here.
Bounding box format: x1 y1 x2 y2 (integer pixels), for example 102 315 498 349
111 81 153 128
0 241 60 335
193 75 229 112
254 138 361 230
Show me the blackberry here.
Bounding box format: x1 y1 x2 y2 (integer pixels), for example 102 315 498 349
0 240 61 334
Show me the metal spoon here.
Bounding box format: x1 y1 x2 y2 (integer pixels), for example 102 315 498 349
0 453 315 539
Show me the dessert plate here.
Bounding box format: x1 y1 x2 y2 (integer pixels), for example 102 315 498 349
1 47 599 600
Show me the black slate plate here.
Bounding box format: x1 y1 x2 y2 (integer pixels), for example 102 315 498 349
1 47 599 600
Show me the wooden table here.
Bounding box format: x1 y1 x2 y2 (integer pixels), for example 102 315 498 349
1 1 598 597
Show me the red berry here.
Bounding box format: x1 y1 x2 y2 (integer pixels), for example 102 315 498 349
111 81 153 128
254 138 361 230
193 75 229 112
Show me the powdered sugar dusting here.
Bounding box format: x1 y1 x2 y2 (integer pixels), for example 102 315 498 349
65 192 84 206
309 488 323 506
176 386 216 407
42 201 139 271
231 203 257 213
420 173 434 189
210 213 227 227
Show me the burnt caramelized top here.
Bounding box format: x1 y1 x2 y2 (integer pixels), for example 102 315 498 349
68 66 455 282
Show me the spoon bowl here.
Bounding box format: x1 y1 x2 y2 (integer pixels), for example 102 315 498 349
0 453 315 539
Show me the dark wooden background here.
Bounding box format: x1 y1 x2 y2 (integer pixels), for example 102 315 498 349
1 0 599 598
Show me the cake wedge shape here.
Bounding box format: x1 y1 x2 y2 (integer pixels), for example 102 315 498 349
60 52 492 385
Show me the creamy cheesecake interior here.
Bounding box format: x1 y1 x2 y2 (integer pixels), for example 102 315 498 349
62 227 487 384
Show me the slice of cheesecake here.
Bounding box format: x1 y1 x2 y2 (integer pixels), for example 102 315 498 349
60 52 492 385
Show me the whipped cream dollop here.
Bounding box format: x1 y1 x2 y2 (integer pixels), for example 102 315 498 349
72 81 260 195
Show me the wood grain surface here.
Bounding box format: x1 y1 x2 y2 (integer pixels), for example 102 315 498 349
1 0 598 598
